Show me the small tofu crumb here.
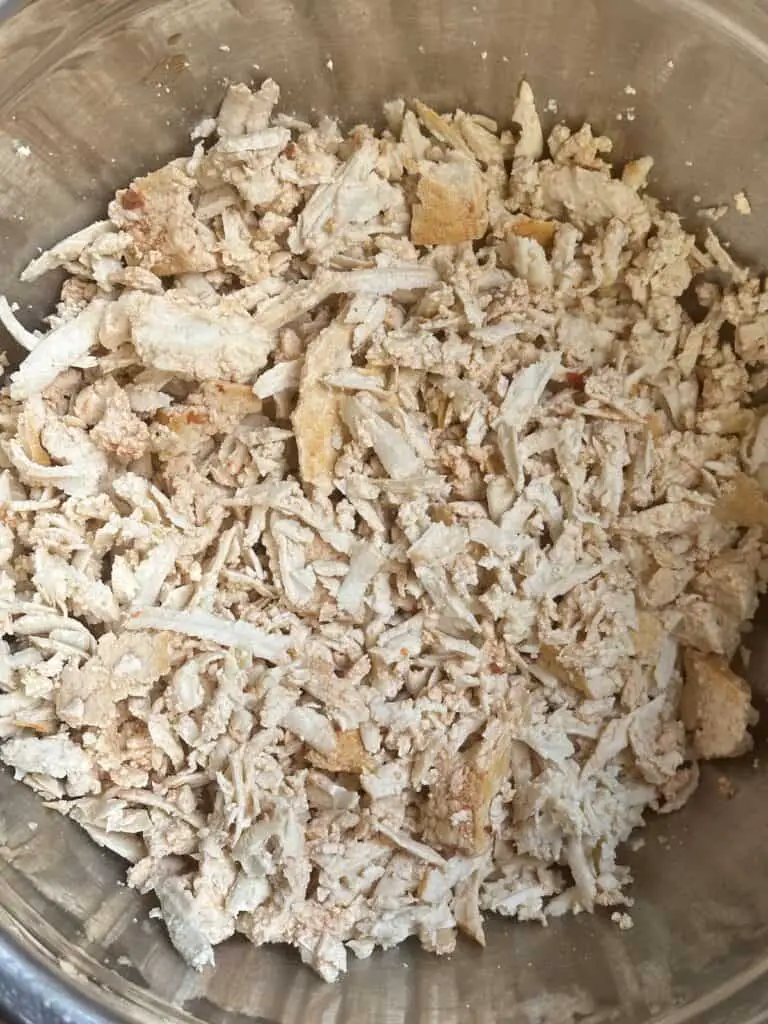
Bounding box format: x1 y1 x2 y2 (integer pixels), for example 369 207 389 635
699 204 729 221
734 190 752 215
611 912 634 931
717 776 736 798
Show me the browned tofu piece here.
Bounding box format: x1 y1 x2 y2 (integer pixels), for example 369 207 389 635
421 723 510 856
713 473 768 527
681 650 756 759
306 729 372 774
410 159 488 246
292 322 352 495
507 218 558 250
631 611 666 664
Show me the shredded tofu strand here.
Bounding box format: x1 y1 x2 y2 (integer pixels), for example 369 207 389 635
125 608 290 662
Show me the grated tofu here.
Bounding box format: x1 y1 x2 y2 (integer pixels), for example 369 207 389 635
0 77 765 982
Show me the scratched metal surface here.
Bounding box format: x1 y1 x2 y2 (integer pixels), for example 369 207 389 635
1 0 768 1022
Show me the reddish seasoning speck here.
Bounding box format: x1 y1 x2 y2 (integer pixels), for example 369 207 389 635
121 188 145 211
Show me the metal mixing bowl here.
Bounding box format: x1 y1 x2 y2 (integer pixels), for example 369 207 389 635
1 0 768 1021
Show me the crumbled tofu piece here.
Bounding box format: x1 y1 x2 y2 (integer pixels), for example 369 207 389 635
507 218 558 248
281 706 336 753
10 300 108 400
611 911 634 930
511 79 544 160
699 204 728 222
713 474 768 527
622 156 654 191
122 292 274 382
422 724 511 856
540 165 650 235
733 191 752 215
306 729 372 772
2 735 100 796
154 878 215 970
110 165 218 276
292 322 352 494
681 651 756 759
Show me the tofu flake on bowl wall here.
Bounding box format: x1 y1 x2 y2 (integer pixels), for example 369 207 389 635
0 77 766 981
